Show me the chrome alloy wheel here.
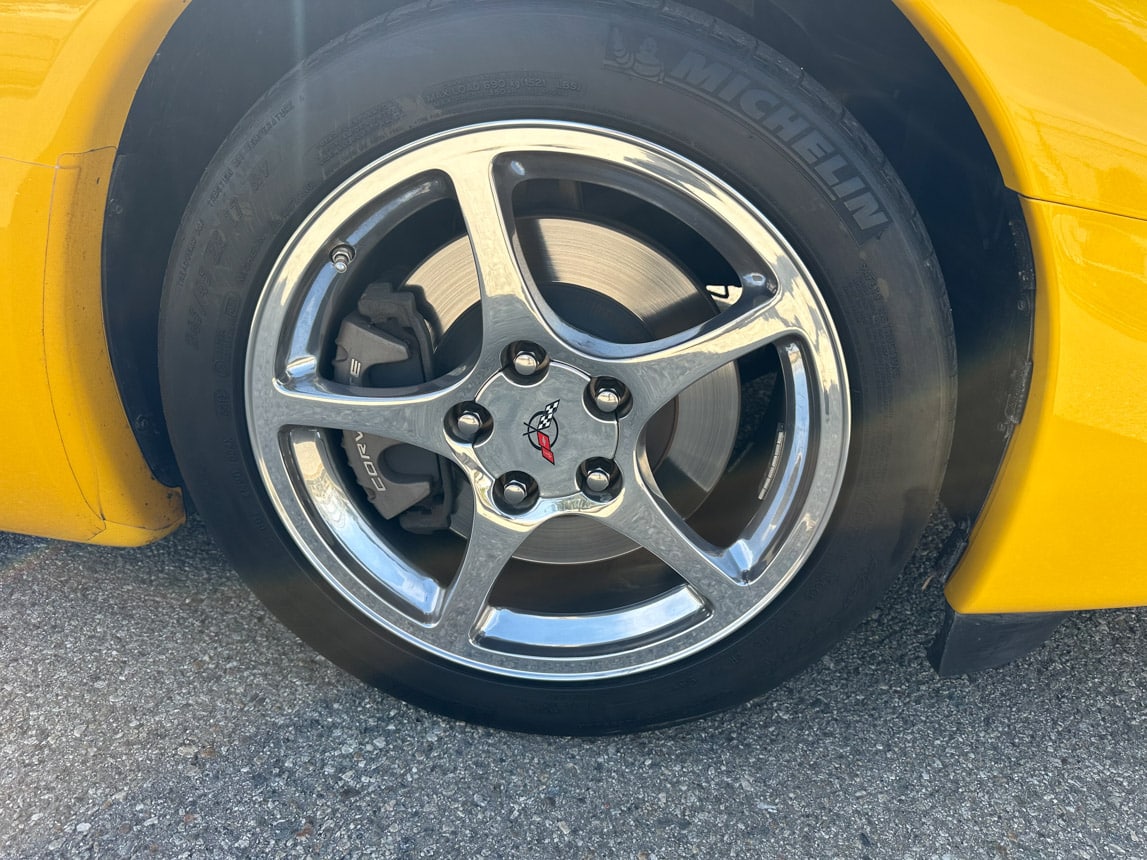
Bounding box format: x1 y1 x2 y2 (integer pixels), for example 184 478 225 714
245 121 850 680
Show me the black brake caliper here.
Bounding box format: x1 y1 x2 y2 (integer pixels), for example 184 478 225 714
332 283 454 533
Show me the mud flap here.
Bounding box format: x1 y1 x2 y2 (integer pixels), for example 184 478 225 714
928 603 1066 677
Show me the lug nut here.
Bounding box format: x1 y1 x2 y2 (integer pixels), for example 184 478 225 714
511 344 545 378
593 386 623 414
584 468 613 494
589 378 629 416
501 479 530 507
580 459 620 499
495 472 538 513
455 410 484 441
447 403 491 444
330 244 355 273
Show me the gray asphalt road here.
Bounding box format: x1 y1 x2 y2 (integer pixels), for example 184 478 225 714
2 513 1144 859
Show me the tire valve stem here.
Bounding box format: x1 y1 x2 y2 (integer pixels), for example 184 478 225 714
330 244 355 274
742 271 776 296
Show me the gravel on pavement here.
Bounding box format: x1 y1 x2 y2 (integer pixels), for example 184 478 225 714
2 513 1144 859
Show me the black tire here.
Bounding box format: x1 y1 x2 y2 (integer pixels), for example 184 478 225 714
159 0 955 734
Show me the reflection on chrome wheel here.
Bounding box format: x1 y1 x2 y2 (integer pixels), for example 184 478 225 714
247 122 849 679
160 2 955 733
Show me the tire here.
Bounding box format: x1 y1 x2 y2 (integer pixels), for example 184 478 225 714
159 0 955 734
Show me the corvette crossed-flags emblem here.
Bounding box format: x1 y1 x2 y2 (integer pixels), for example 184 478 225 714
523 400 561 464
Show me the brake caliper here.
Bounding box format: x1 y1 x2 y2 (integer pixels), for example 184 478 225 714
332 283 454 533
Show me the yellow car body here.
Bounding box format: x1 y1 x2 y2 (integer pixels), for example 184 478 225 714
1 1 1144 621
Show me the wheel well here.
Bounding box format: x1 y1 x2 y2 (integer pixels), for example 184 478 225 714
105 0 1033 524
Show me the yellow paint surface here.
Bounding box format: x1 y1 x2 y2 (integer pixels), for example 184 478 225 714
947 199 1147 612
0 150 182 544
898 0 1147 222
0 0 186 544
0 0 188 162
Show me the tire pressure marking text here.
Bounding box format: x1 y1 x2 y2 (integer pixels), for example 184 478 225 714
424 72 582 109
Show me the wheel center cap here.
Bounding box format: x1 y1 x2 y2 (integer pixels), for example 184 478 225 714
474 362 619 498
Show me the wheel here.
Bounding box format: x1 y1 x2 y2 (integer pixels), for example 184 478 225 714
159 1 955 734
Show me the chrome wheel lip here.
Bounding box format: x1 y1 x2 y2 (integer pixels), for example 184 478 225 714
245 120 850 681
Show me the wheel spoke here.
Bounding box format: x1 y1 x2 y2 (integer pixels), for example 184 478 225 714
606 467 750 610
258 371 459 458
427 502 532 651
578 286 805 420
445 151 551 346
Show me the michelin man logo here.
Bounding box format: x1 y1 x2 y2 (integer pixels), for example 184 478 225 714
606 27 665 81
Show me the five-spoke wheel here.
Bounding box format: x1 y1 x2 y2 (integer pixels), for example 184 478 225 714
246 123 849 677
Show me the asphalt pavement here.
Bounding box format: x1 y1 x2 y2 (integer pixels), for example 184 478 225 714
2 512 1144 859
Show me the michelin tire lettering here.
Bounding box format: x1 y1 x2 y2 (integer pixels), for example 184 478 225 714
605 29 890 242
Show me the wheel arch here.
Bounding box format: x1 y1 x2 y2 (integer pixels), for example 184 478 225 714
104 0 1034 530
